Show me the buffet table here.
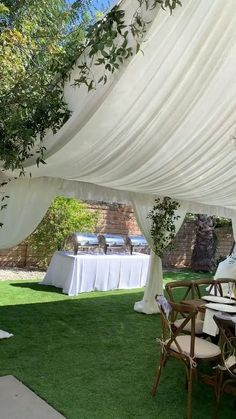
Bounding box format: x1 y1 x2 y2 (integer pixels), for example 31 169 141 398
41 251 150 296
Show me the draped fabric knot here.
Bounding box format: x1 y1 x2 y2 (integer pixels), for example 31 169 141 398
185 355 197 369
156 337 167 354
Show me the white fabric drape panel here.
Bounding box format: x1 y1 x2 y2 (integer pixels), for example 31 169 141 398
2 0 236 239
0 177 133 249
22 0 159 165
18 0 236 214
0 177 61 249
60 179 131 204
131 193 187 314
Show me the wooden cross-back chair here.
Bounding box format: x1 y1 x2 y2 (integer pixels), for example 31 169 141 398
213 315 236 418
194 278 236 298
151 298 221 419
165 279 236 336
165 278 235 303
165 280 198 303
165 280 205 335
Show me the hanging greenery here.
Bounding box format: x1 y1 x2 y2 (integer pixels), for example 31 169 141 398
0 1 181 225
147 196 180 257
0 0 181 175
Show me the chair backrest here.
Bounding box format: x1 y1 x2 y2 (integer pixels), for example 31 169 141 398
179 278 236 299
156 296 197 358
213 315 236 377
165 280 197 302
192 278 223 297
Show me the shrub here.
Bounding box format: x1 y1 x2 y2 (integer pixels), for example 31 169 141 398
29 196 100 267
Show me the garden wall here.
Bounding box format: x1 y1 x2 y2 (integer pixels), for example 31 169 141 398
162 222 233 268
0 202 141 268
0 202 234 269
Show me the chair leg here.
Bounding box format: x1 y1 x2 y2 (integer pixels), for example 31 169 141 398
150 353 166 396
187 366 193 419
185 366 197 389
212 369 223 419
216 370 223 417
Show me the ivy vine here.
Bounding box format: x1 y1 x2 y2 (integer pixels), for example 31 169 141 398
74 1 182 89
0 0 181 226
147 196 180 257
0 0 181 175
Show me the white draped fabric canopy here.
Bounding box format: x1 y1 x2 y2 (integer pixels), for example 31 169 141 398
1 0 236 313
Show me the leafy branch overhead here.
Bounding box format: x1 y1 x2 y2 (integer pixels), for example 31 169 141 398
0 0 181 176
147 196 180 257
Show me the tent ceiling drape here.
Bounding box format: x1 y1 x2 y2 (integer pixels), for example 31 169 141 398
17 0 236 210
2 0 236 210
1 0 236 312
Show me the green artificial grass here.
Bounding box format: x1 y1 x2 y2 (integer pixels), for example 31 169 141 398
0 270 233 419
163 268 212 285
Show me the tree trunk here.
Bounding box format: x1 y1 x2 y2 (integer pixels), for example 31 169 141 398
191 214 217 273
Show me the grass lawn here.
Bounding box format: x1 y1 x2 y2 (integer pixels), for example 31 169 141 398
0 270 233 419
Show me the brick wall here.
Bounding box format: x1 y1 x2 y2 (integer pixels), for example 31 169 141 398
162 221 234 268
215 225 234 260
163 220 196 268
89 201 140 236
0 201 141 268
0 244 28 268
0 204 234 269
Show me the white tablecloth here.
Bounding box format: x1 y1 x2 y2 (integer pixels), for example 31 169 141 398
41 251 149 296
203 308 236 336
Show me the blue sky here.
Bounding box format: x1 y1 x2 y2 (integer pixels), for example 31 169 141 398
91 1 117 10
68 1 117 11
94 1 113 9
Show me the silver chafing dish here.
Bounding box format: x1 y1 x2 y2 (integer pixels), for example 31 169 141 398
66 232 99 255
97 234 126 254
125 235 149 255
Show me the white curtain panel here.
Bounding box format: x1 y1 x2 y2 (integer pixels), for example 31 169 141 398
0 177 61 249
131 193 188 313
2 0 236 233
0 177 132 250
18 0 236 214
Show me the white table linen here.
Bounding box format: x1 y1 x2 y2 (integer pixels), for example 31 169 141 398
41 251 149 296
203 306 236 336
203 308 220 336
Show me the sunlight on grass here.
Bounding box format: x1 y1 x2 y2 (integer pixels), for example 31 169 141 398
163 269 212 284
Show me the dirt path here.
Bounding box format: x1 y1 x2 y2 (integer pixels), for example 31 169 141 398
0 268 45 281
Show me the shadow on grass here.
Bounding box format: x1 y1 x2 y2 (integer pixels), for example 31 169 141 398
11 282 64 294
10 282 145 302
